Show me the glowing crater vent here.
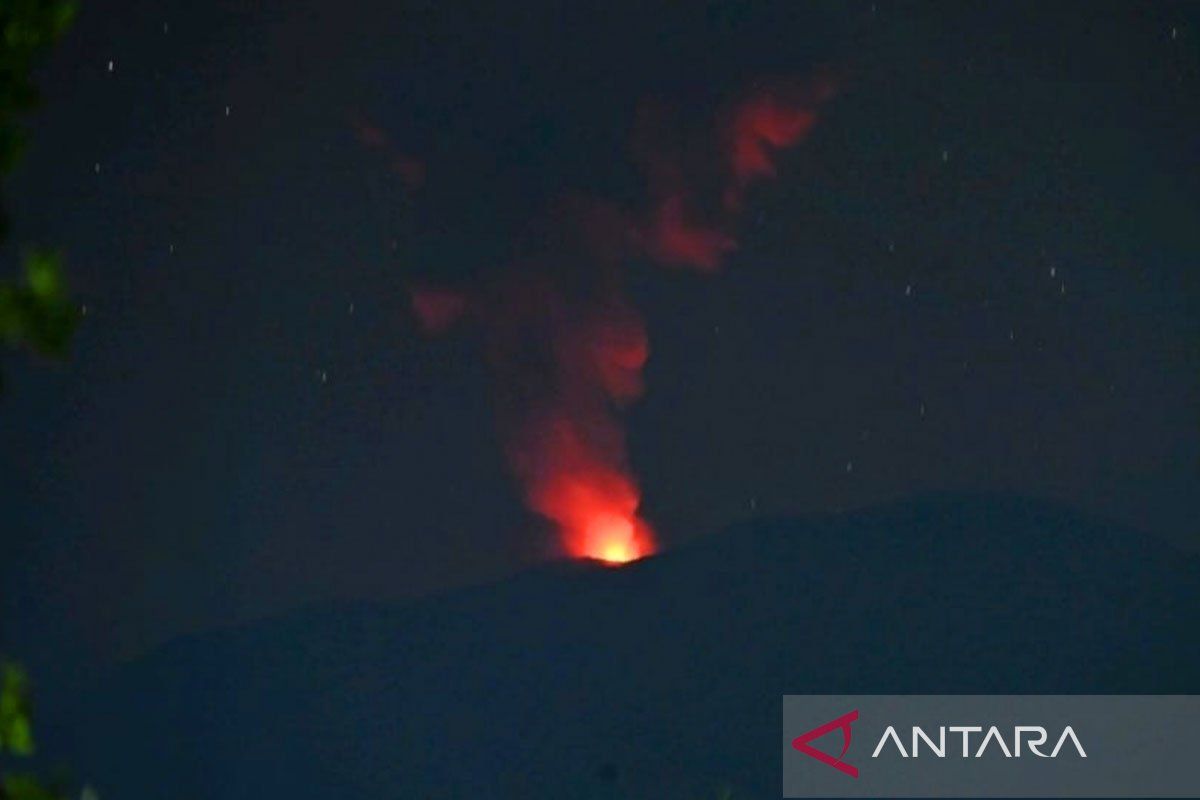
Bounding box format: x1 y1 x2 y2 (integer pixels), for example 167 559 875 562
582 512 653 565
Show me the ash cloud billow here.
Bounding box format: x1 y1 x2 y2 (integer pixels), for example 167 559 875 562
411 74 836 563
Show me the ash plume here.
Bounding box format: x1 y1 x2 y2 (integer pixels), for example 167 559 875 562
410 74 835 562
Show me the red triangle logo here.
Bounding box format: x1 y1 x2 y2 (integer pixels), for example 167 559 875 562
791 709 859 778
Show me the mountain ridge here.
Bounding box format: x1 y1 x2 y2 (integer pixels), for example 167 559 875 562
44 493 1200 798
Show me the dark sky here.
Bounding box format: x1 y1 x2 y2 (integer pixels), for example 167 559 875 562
3 1 1198 673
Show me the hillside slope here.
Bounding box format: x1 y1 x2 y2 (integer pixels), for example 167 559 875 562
45 495 1200 798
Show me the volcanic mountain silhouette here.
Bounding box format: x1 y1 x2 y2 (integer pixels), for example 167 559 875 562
45 495 1200 798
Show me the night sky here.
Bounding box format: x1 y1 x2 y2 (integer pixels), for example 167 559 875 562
3 0 1198 676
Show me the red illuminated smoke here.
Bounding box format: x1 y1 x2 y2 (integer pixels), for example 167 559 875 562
412 76 834 563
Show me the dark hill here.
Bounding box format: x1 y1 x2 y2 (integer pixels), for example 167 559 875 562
44 495 1200 798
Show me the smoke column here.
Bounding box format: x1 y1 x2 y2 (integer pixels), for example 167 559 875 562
411 75 835 563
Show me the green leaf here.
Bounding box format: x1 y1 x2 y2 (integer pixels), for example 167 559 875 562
51 2 78 37
6 711 35 753
24 249 61 299
0 250 79 360
2 772 64 800
0 660 36 755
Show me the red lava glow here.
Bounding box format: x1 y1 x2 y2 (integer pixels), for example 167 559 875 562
580 511 654 565
515 414 658 564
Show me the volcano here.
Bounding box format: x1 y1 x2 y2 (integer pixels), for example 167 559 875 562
43 495 1200 798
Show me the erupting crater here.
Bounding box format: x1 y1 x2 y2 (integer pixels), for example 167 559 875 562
579 512 654 565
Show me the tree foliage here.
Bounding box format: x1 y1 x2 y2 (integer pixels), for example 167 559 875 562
0 248 77 370
2 6 82 799
0 662 35 757
0 661 72 800
0 0 77 195
0 0 79 390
